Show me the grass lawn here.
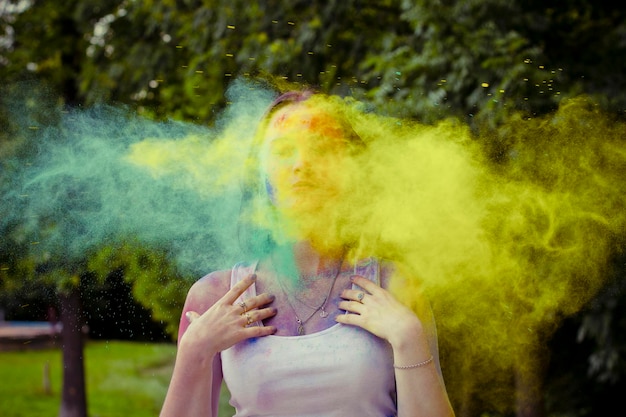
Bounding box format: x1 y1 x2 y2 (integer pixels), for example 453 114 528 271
0 340 235 417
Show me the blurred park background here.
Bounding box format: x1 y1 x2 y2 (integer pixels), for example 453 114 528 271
1 1 625 416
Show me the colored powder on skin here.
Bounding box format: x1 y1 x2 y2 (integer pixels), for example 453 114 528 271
269 104 347 141
2 79 625 411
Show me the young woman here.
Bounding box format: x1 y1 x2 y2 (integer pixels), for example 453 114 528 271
160 90 455 417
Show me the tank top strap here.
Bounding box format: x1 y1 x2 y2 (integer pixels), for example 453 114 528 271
231 262 259 299
352 257 380 287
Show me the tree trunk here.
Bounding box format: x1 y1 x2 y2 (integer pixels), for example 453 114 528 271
58 286 88 417
515 343 547 417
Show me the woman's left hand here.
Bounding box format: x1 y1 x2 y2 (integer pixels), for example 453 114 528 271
337 276 455 417
335 275 424 349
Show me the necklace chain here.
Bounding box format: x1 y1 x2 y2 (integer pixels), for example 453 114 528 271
272 256 343 335
292 272 334 312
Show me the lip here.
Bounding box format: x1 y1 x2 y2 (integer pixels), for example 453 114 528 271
291 180 316 190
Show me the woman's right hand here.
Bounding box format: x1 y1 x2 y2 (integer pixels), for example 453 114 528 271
181 274 277 357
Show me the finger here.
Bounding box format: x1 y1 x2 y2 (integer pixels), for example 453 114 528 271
185 311 200 323
235 299 249 314
338 300 365 314
236 293 275 312
341 289 369 304
240 311 256 327
243 324 277 338
222 274 257 305
334 312 362 326
350 275 382 294
242 307 278 324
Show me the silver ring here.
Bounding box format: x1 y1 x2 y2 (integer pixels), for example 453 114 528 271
239 300 247 313
357 292 365 303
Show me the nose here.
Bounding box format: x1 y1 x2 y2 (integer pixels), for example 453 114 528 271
292 148 312 173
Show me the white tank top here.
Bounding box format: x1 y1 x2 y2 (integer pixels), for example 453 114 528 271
221 259 397 417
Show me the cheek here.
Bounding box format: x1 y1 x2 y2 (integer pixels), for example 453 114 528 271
317 154 343 178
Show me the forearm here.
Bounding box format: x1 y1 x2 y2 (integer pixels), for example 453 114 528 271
160 344 221 417
392 325 455 417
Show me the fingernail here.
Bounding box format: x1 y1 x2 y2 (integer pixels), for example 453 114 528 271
250 274 257 281
185 311 193 321
350 275 357 281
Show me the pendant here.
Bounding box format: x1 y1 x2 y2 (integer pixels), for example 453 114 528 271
296 318 305 335
319 308 329 318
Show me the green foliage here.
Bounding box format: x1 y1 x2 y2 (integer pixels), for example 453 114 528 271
88 243 190 339
576 253 626 385
1 0 121 104
3 0 624 123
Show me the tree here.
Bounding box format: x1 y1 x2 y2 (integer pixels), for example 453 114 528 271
0 87 206 416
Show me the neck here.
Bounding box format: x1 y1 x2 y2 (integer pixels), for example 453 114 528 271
273 240 345 281
273 205 346 258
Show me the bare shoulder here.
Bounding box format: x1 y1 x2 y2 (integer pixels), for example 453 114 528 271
380 259 431 309
176 269 231 342
379 259 415 287
184 269 232 314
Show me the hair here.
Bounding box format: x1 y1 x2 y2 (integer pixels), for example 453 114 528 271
255 90 364 150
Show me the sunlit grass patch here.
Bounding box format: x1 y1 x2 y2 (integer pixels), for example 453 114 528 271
0 340 175 417
0 340 237 417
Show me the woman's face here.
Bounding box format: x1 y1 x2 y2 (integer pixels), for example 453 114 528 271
261 103 353 214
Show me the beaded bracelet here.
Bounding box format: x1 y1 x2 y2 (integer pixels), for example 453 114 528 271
393 355 434 369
